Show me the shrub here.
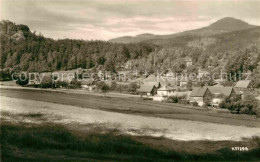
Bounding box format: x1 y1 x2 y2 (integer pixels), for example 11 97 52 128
56 81 69 88
192 102 198 107
179 100 189 105
97 81 110 93
166 96 178 103
127 83 139 94
69 80 81 89
16 78 28 86
240 107 249 114
110 81 117 91
220 93 259 115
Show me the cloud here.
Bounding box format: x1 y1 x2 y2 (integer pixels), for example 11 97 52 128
1 0 259 40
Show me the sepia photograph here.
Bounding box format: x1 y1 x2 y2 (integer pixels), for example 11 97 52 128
0 0 260 161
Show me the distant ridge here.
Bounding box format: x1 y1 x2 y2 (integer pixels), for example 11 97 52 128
109 17 257 44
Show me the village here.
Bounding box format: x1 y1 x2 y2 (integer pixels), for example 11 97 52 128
14 56 260 115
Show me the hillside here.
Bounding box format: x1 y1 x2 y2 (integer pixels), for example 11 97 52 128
0 19 260 87
109 17 257 44
109 33 155 44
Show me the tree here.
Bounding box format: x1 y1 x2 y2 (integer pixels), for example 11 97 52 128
186 80 193 91
110 81 117 91
186 65 198 74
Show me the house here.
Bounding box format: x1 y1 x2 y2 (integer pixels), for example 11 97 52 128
81 79 94 90
234 80 252 90
198 69 209 78
28 72 53 87
157 85 175 96
207 87 240 107
153 85 176 101
138 84 157 97
234 80 252 98
190 87 212 106
177 76 190 87
185 57 193 67
143 74 159 83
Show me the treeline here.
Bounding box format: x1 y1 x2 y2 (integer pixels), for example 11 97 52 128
1 20 260 87
1 21 156 73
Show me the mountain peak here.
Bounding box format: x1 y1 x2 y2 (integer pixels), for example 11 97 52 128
209 17 252 31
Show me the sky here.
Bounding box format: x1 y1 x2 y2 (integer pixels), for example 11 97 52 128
1 0 260 40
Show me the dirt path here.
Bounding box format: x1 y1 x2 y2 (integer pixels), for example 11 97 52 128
1 96 260 141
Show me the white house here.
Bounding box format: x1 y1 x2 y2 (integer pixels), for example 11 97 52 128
153 85 175 101
185 57 193 67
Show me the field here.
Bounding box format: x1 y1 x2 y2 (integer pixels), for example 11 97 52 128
1 112 260 161
1 88 260 127
1 87 260 161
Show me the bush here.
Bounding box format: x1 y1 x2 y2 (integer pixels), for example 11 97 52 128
240 107 249 114
69 80 81 89
97 81 110 93
220 93 259 115
56 81 69 88
16 78 29 86
179 100 189 105
192 102 198 107
166 96 179 103
127 83 139 94
110 81 117 91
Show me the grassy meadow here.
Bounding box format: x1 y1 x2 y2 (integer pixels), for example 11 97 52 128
1 112 260 161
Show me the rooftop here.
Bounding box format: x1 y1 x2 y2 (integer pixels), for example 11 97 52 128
234 80 251 88
138 84 155 93
190 87 208 97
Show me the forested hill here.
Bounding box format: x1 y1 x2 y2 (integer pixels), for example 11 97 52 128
0 19 260 86
0 20 156 72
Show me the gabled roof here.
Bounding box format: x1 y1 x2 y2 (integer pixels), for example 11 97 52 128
234 80 251 88
190 87 208 97
157 85 175 91
143 74 159 82
207 87 233 97
138 84 155 93
145 81 161 87
81 79 94 85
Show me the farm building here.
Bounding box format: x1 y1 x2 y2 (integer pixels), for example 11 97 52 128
207 87 241 107
190 87 212 106
138 84 157 97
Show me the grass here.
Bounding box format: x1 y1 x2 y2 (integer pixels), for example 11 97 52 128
21 112 44 118
1 111 44 118
1 89 260 127
1 122 260 161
